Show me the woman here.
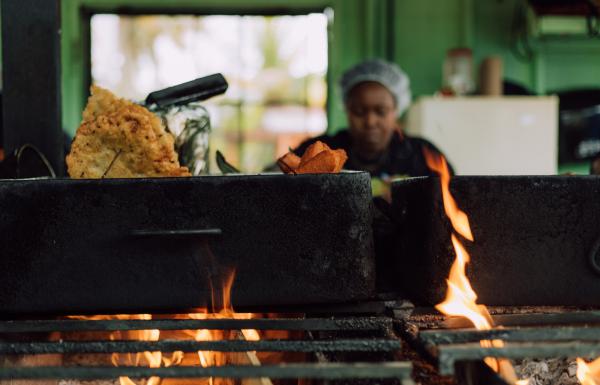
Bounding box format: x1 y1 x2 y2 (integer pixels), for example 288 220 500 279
295 60 452 290
294 59 452 192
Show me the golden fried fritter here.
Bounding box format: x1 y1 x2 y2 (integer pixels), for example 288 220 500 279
66 86 191 178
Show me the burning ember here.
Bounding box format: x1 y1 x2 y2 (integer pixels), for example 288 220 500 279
577 358 600 385
423 148 527 385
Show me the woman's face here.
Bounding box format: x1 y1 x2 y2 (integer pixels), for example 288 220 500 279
346 82 398 156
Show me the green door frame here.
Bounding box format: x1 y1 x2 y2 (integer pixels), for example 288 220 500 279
61 0 396 135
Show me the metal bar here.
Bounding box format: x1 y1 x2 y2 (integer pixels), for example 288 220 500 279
82 5 332 17
443 311 600 328
0 317 391 333
0 339 402 355
0 363 412 380
1 0 63 175
421 326 600 345
437 341 600 375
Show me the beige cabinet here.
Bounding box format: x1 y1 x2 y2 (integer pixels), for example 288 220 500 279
405 96 559 175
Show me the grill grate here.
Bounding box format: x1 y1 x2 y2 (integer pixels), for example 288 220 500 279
0 317 392 333
0 339 403 355
0 316 412 384
0 363 413 380
400 308 600 381
436 341 600 375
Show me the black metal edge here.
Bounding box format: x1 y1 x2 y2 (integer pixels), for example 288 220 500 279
420 326 600 345
0 362 412 380
0 299 395 321
0 339 402 354
393 175 600 186
81 5 330 17
442 311 600 328
437 341 600 375
0 170 370 184
0 317 392 333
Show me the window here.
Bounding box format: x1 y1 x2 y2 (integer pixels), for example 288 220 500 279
91 13 329 173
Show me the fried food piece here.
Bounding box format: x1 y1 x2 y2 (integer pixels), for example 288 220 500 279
332 149 348 173
299 141 331 166
66 85 191 178
277 140 348 174
277 152 301 174
294 148 347 174
296 150 337 174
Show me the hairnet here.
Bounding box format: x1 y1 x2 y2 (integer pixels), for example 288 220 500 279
340 59 411 116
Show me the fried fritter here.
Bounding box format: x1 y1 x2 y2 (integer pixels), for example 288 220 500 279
277 152 301 174
295 150 338 174
277 140 348 174
295 148 348 174
66 86 191 178
299 141 330 166
331 149 348 173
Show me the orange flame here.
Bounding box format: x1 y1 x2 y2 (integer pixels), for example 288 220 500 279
435 234 493 330
423 148 525 385
68 268 260 385
577 357 600 385
186 268 261 385
209 269 260 341
66 314 162 385
67 314 163 385
423 150 473 241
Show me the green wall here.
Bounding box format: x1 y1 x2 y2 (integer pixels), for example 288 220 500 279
393 0 470 97
391 0 600 97
470 0 535 90
58 0 600 136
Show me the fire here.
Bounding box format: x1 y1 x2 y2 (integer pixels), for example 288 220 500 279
187 268 261 383
67 314 164 385
422 151 473 241
68 268 260 385
577 358 600 385
423 148 525 385
111 314 162 385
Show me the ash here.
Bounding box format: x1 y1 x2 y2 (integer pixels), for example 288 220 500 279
514 358 579 385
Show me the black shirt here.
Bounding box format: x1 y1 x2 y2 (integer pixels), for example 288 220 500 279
294 130 452 178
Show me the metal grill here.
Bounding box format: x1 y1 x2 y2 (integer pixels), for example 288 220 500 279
0 316 413 384
401 308 600 384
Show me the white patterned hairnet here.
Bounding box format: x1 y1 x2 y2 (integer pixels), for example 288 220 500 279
340 59 412 116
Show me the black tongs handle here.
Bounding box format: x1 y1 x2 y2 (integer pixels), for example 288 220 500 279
145 73 228 107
